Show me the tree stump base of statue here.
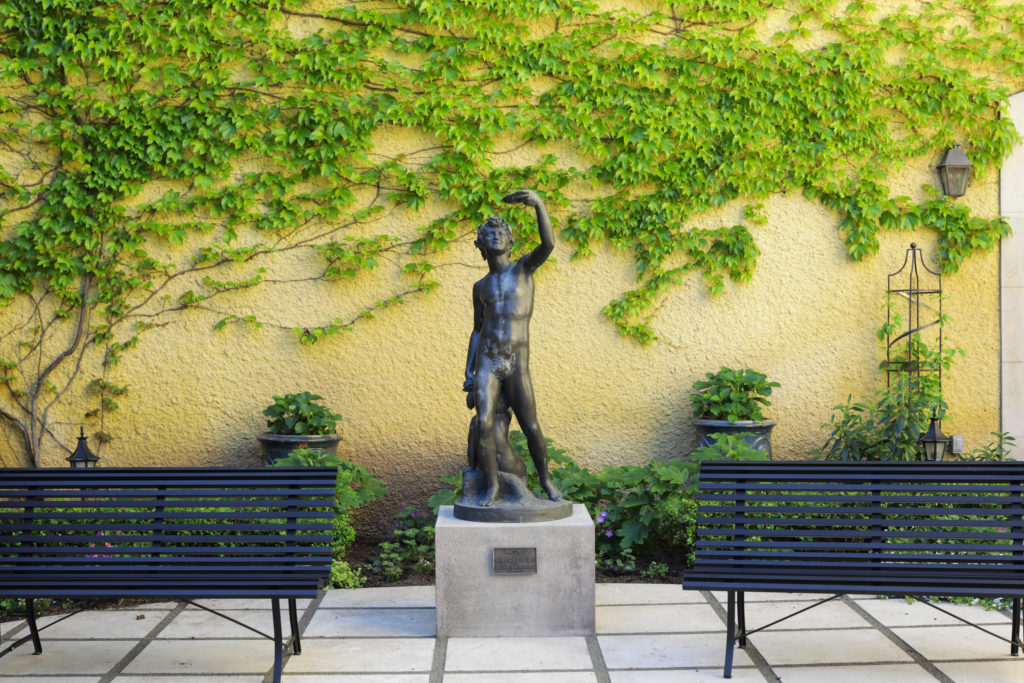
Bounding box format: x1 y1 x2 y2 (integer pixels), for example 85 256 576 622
453 468 573 523
435 503 595 636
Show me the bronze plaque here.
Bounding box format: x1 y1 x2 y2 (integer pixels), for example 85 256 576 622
492 547 537 575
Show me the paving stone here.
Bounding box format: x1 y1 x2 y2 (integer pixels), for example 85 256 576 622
740 598 867 630
750 627 912 666
444 636 592 671
158 609 277 639
27 609 168 640
444 674 598 683
121 638 271 675
184 598 311 611
772 663 940 683
935 659 1024 683
596 583 700 605
853 596 1010 627
596 603 720 634
598 633 753 669
318 586 435 609
892 625 1019 661
281 637 435 673
304 607 435 637
0 678 100 683
0 639 136 675
609 668 763 682
114 677 263 682
281 676 428 683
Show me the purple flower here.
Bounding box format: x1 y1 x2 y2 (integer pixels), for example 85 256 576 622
596 511 608 524
605 529 614 537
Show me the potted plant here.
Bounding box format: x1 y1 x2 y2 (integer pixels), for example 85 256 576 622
258 392 343 465
690 367 779 458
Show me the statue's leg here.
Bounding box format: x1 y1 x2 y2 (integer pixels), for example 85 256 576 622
505 366 562 501
494 408 526 478
473 369 502 506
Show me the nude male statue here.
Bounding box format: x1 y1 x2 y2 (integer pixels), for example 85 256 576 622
462 189 562 507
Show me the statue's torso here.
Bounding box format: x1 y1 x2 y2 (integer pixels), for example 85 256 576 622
476 262 534 363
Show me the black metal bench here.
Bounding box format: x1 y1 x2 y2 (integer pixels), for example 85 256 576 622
0 467 337 683
684 461 1024 678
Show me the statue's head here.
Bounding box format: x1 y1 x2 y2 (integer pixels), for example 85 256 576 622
475 216 513 259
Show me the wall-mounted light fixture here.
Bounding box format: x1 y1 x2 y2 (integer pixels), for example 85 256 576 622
917 410 950 462
937 144 973 198
66 427 99 468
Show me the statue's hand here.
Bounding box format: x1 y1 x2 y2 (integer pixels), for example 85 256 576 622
502 189 542 208
463 378 475 410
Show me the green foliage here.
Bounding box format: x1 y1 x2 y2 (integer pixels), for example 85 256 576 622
690 367 780 423
272 448 387 569
263 393 342 436
1 0 1022 463
433 430 765 570
961 431 1016 462
372 504 435 582
328 559 365 589
817 308 961 461
689 433 766 460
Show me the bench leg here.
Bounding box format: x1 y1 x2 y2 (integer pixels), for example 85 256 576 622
288 598 302 655
271 598 283 683
1013 598 1021 656
25 599 42 655
724 591 736 679
737 591 747 648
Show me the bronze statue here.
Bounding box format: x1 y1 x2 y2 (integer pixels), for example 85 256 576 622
456 190 571 522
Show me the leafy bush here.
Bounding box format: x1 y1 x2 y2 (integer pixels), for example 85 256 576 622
371 504 435 582
263 392 342 435
690 367 780 423
961 432 1016 462
431 430 767 571
272 448 388 588
816 374 946 462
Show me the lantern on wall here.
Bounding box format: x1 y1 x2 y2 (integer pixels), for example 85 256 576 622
917 411 950 462
937 144 973 197
66 428 99 469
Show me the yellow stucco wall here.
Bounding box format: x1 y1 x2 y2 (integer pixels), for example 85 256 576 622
0 1 1013 524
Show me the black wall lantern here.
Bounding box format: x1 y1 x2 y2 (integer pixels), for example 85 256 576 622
937 144 973 197
66 427 99 468
918 411 950 462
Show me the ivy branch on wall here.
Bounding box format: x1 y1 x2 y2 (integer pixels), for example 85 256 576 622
0 0 1022 465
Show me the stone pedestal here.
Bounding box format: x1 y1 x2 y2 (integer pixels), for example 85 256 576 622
435 503 595 637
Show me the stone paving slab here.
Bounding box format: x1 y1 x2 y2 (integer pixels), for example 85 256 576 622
1 585 1020 681
596 603 720 634
305 607 436 637
771 663 942 683
444 636 592 671
609 670 764 682
598 632 755 670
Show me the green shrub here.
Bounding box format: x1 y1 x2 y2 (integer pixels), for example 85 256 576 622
371 504 435 582
272 448 387 573
263 392 342 436
431 430 766 572
328 559 366 589
690 367 780 423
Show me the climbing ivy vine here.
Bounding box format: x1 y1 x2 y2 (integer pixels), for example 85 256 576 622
1 0 1022 464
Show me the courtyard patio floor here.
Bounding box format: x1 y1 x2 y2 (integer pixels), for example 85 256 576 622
2 583 1022 682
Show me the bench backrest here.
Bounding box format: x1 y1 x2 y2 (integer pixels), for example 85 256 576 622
695 461 1024 572
0 468 337 573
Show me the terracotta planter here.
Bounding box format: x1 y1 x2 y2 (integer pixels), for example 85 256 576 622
693 419 775 459
257 433 341 466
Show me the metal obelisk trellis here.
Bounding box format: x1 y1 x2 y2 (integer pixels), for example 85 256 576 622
886 243 943 390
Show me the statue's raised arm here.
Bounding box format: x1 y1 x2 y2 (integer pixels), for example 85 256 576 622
502 190 553 273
